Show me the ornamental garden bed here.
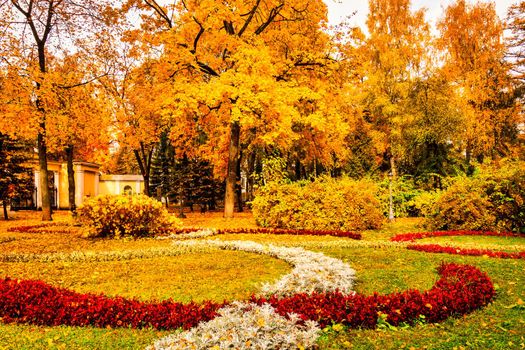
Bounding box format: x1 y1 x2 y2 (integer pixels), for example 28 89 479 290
391 230 525 259
0 212 523 349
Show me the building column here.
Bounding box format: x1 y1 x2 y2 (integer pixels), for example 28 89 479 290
94 173 100 196
53 171 59 209
34 170 41 208
75 169 85 207
135 180 141 195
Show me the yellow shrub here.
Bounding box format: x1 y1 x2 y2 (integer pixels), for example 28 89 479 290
76 194 181 238
252 177 384 231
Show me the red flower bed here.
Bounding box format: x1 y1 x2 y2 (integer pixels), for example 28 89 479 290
253 263 495 328
9 224 362 239
408 244 525 259
0 263 493 330
391 230 522 242
163 227 362 240
390 230 525 259
0 278 222 330
7 223 71 234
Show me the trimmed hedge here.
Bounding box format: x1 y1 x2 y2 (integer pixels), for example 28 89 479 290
252 177 384 231
76 194 181 238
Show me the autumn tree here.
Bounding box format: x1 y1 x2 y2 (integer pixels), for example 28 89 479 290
402 74 463 185
360 0 430 177
0 0 115 220
507 1 525 85
125 0 346 217
43 55 112 211
438 0 521 168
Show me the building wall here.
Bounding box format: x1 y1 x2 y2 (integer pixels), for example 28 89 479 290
99 175 144 196
33 161 144 209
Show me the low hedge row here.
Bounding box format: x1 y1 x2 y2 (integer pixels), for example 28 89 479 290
0 263 494 330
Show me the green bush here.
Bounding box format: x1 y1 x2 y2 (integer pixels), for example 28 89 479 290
252 177 384 231
76 194 181 238
428 162 525 232
377 176 442 218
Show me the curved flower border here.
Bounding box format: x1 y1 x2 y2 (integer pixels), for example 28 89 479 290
391 230 523 242
390 230 525 259
0 262 494 331
7 222 76 234
8 223 362 239
159 227 362 239
407 244 525 259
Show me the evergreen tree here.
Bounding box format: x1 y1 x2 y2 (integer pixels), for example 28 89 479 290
0 133 34 219
149 134 225 212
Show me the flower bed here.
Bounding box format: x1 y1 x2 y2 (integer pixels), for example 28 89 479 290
253 263 495 328
0 263 494 331
407 244 525 259
391 230 522 242
0 277 222 330
148 302 321 350
160 227 362 240
391 230 525 259
7 222 75 234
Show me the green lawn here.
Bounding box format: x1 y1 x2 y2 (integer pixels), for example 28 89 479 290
0 213 524 349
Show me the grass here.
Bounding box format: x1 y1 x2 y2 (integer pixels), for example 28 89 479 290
1 211 524 349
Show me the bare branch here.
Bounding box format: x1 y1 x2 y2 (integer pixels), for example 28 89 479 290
190 16 204 54
254 3 284 35
57 73 109 89
144 0 172 28
238 0 261 37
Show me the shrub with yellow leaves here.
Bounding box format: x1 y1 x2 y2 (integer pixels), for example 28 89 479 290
252 177 384 231
76 194 181 238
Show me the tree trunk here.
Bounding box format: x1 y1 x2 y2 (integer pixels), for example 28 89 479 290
38 130 52 221
389 155 397 179
236 150 243 212
295 158 302 180
134 143 153 196
247 151 256 201
2 201 8 220
66 144 76 212
224 121 240 218
465 143 474 175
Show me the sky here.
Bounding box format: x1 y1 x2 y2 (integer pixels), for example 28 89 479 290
323 0 517 30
